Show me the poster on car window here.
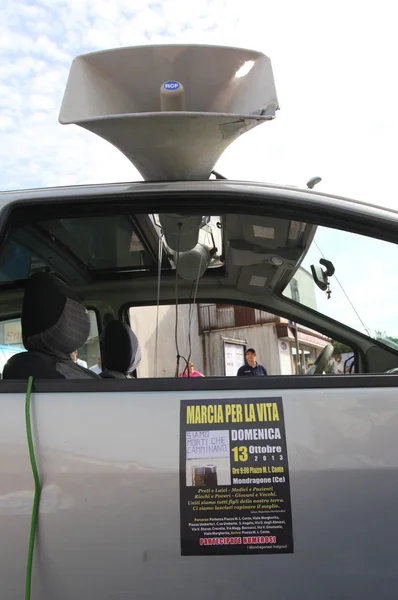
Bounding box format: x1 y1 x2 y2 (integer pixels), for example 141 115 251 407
180 397 293 555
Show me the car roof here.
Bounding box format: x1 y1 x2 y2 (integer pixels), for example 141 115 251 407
1 179 398 224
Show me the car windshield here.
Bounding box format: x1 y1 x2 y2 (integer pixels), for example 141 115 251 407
283 225 398 349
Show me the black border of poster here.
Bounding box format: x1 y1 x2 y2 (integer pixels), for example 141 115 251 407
180 397 294 556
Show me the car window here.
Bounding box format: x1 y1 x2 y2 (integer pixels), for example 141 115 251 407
0 310 100 374
129 303 353 377
283 226 398 350
0 206 390 380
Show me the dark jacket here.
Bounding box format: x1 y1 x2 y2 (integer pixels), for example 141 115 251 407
237 363 267 376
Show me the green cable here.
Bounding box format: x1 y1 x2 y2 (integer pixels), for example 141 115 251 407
24 376 41 600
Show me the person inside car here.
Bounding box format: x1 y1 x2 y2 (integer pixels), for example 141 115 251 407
71 349 88 369
3 272 99 379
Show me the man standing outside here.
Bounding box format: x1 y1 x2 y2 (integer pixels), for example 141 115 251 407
237 348 267 376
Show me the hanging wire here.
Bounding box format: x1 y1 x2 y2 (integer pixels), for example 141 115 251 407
314 240 371 336
181 282 194 377
174 223 188 377
186 254 204 371
153 231 163 377
174 223 183 377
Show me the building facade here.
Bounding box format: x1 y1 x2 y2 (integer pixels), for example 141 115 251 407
130 268 330 377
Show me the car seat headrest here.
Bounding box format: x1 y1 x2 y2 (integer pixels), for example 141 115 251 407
22 272 90 358
102 321 141 376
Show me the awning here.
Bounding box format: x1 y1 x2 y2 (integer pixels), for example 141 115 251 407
276 324 330 349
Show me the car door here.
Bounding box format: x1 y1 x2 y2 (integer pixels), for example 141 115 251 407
1 183 398 600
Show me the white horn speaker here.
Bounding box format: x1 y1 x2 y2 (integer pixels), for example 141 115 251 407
59 44 279 181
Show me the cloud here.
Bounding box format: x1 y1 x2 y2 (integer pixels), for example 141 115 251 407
0 114 16 131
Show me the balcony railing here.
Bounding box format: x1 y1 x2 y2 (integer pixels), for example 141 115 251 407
199 304 278 333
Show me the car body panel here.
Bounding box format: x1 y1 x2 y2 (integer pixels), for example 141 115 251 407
1 382 398 599
1 182 398 598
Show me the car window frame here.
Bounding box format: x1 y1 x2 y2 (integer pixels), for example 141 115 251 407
122 298 360 377
0 184 398 390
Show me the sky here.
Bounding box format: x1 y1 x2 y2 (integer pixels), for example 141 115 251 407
1 0 397 206
300 226 398 339
1 0 398 342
